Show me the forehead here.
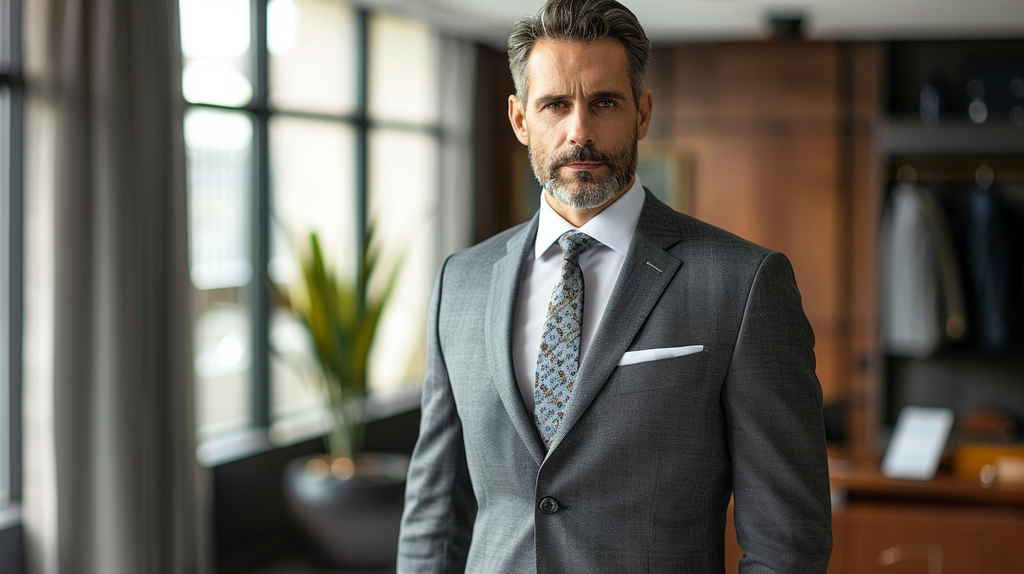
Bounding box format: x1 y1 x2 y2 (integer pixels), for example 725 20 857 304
525 38 631 97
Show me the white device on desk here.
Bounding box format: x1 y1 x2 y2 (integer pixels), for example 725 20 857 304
882 406 955 481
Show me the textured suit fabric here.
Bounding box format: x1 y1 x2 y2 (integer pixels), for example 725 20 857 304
398 190 832 573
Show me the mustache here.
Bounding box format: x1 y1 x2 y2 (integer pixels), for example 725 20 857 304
553 146 613 168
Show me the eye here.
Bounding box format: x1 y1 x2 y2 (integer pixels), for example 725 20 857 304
544 101 566 110
595 99 617 109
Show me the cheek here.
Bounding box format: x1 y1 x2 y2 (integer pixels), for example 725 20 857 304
601 124 637 153
528 115 568 140
525 128 556 156
529 142 553 169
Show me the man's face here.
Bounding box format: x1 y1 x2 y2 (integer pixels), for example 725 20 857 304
509 39 652 212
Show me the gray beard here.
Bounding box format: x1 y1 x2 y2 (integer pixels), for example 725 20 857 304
530 137 638 211
542 170 627 210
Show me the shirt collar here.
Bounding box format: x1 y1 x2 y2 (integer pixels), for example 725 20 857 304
534 176 645 259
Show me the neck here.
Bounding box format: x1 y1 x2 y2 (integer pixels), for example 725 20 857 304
545 176 634 228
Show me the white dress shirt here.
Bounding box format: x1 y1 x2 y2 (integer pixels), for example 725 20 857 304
512 176 646 412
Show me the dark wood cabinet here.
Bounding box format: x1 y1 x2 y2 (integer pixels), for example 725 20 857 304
726 465 1024 573
831 466 1024 574
844 504 1024 574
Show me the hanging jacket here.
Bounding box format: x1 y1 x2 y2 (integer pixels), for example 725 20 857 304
879 184 967 358
967 185 1019 353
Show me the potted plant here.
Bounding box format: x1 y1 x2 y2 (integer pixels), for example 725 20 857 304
275 228 409 568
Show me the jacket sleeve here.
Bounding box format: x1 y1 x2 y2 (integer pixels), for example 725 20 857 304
724 251 833 573
397 256 477 573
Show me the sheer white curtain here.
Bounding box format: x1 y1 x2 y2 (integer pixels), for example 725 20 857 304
437 35 476 262
22 0 204 573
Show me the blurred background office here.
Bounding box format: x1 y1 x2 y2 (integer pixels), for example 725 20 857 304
0 0 1023 572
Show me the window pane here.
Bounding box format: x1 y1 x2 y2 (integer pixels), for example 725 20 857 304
179 0 253 107
0 87 10 508
368 128 438 394
268 308 330 444
269 117 357 427
185 107 255 439
368 14 438 124
269 0 358 115
186 109 253 290
0 1 10 69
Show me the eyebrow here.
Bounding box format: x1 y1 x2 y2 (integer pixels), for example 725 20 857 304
532 90 629 109
591 91 628 102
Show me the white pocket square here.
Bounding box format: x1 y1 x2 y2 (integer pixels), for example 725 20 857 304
617 345 704 366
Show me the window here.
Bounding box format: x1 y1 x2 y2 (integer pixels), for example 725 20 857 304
181 0 442 446
0 0 23 510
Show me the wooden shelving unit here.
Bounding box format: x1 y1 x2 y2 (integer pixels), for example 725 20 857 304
830 38 1024 574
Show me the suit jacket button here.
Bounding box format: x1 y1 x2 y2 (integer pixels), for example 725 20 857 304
539 497 559 514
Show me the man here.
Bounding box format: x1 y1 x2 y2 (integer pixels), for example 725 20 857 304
397 0 832 572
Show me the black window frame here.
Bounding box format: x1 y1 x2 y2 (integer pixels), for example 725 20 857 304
0 0 24 512
0 0 26 567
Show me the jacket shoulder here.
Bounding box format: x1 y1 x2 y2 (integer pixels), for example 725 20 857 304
447 219 534 268
669 210 775 267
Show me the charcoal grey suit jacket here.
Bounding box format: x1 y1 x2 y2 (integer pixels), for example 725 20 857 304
398 190 832 573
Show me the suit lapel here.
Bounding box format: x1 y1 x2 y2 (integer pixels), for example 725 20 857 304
485 216 546 466
547 190 683 454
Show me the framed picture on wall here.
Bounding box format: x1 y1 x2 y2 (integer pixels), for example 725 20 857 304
638 144 692 214
513 146 543 224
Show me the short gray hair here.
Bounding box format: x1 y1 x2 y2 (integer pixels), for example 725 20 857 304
507 0 651 108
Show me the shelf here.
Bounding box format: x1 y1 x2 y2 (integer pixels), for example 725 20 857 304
883 117 1024 157
830 461 1024 507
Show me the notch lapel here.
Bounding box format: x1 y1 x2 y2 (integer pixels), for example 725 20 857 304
484 216 546 466
547 191 683 454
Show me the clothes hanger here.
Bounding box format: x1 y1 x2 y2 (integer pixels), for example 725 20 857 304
975 164 994 190
896 164 917 188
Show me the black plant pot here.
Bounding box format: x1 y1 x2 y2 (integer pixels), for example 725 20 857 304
283 453 409 568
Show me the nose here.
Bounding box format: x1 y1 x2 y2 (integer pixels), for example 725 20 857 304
566 106 594 147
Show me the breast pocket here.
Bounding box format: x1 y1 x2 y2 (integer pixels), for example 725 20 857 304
607 347 709 396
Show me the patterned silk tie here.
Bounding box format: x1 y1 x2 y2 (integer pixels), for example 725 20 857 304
535 230 599 447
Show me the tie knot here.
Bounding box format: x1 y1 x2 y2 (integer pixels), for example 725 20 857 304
558 230 598 262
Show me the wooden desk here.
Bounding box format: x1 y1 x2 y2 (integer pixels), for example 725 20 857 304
830 461 1024 507
827 461 1024 574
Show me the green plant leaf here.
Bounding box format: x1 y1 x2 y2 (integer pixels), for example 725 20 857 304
274 227 403 458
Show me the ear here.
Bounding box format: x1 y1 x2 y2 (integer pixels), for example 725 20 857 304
508 95 530 146
636 88 654 141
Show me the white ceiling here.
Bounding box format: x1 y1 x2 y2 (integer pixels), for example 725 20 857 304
352 0 1024 47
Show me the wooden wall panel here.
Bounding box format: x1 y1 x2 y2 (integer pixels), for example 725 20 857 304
829 509 847 574
680 133 841 320
846 43 884 460
474 45 522 243
661 42 840 122
662 132 845 401
644 40 882 421
849 129 880 337
848 126 883 460
814 331 845 404
849 43 883 123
